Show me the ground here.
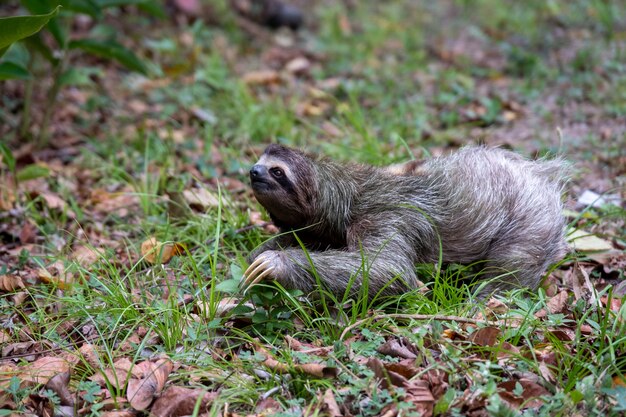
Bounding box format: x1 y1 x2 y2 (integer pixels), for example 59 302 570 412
0 1 625 416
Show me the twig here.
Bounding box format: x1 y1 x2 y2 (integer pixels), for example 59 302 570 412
339 313 511 340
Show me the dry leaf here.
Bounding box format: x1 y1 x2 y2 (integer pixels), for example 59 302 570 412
613 375 626 388
568 229 614 252
255 397 281 413
0 363 20 388
469 327 501 347
535 290 569 318
385 358 421 379
320 388 342 417
403 379 435 417
498 379 549 408
72 245 102 267
20 357 71 385
366 357 407 388
19 220 38 244
37 261 73 290
46 371 74 406
127 359 173 411
295 362 339 379
243 70 281 86
182 187 220 210
41 192 67 211
0 274 25 292
92 190 140 217
141 237 186 264
377 337 419 359
285 57 311 74
90 358 135 389
150 386 218 417
100 412 137 417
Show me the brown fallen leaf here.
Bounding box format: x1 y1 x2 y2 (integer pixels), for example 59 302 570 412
46 371 74 406
284 335 332 356
469 326 501 347
295 362 339 379
19 220 38 244
140 237 186 264
377 337 419 359
150 386 218 417
182 187 220 210
366 357 407 388
0 363 20 388
243 69 281 86
20 357 71 385
285 56 311 74
255 397 281 414
535 290 569 318
90 358 135 389
40 192 76 218
385 358 421 379
92 189 140 217
257 346 338 378
72 245 103 267
126 359 173 411
403 379 435 417
320 388 342 417
0 274 25 292
64 343 101 373
498 379 549 409
37 261 74 290
100 411 137 417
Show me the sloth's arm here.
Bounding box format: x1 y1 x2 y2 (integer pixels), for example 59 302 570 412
241 226 423 298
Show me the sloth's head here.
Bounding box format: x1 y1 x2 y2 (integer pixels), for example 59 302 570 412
250 144 317 227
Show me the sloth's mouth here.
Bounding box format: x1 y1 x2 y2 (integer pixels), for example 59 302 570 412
251 179 271 191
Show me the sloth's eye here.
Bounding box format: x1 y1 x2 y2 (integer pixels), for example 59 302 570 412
270 168 284 178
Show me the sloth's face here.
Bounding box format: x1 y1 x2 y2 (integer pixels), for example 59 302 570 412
250 145 315 227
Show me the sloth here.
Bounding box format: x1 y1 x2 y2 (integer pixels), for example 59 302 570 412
240 144 568 299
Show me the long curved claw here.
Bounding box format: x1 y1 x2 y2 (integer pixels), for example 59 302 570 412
241 266 275 294
241 256 269 284
239 256 274 292
240 259 272 288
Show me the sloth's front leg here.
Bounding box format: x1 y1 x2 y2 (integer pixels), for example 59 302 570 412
240 246 418 297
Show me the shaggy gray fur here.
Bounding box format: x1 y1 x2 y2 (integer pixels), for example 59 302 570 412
247 144 568 299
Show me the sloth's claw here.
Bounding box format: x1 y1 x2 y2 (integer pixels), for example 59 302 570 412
240 253 278 292
242 266 275 293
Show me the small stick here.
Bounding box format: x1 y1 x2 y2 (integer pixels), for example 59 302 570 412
339 313 510 340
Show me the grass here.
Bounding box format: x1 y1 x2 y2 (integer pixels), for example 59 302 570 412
1 0 626 415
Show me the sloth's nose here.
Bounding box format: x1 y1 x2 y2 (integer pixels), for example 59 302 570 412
249 165 264 178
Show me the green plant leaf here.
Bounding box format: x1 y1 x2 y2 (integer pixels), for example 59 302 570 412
95 0 165 17
215 278 239 294
0 143 16 173
24 34 55 62
0 6 61 57
20 1 67 46
16 164 50 181
0 61 31 80
61 0 103 19
69 38 149 75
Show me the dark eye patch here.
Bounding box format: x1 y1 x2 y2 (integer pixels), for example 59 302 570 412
270 168 284 178
274 174 294 192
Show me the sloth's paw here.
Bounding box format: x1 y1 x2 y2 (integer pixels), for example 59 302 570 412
240 251 283 292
